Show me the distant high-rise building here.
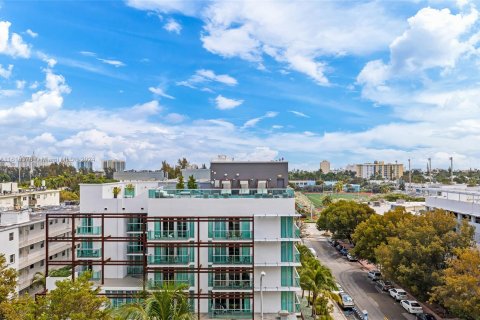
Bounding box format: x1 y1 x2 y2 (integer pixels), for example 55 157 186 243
77 160 93 171
103 160 126 172
355 161 404 180
320 160 330 174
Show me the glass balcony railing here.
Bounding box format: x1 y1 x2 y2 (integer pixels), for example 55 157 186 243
210 230 252 240
210 255 252 264
147 230 194 240
127 266 144 275
147 278 194 289
295 294 301 313
77 249 101 258
78 270 102 280
76 226 101 235
127 223 143 232
127 245 143 254
210 279 253 289
210 309 252 319
294 268 300 287
294 246 300 263
149 188 294 199
148 255 192 264
294 224 301 238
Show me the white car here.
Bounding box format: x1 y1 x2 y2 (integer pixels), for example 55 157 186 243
367 270 382 281
308 247 317 257
332 282 344 295
400 300 423 314
389 288 407 301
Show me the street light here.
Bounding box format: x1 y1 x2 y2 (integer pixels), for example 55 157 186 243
260 271 266 320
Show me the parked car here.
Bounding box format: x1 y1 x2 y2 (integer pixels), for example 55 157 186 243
339 292 354 309
332 282 344 295
367 270 382 281
376 280 393 291
401 300 423 314
389 288 408 301
308 247 317 257
346 253 358 261
416 313 436 320
340 248 348 256
336 244 343 251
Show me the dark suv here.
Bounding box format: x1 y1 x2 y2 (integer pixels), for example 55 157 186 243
376 280 393 291
416 314 436 320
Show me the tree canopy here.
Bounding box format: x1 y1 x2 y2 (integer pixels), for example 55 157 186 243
187 175 197 189
0 254 17 306
316 200 375 241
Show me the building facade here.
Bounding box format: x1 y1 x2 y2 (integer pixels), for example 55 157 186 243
0 184 60 211
103 160 126 172
422 187 480 244
355 161 404 180
320 160 330 174
113 170 165 181
45 162 300 319
0 207 75 295
77 160 93 171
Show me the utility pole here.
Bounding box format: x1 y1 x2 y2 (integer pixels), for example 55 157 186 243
450 157 453 183
408 158 411 190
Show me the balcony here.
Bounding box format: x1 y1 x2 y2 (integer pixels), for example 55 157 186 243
148 188 294 199
294 224 301 238
210 279 253 290
148 255 192 265
147 230 194 240
147 278 194 289
127 245 143 254
210 230 252 240
294 246 300 263
127 223 143 233
127 266 144 275
78 270 102 280
210 309 252 319
76 226 101 235
77 248 101 258
210 255 252 264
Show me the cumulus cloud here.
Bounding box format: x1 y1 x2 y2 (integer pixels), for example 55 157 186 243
177 69 237 89
288 110 310 118
25 29 38 38
165 113 186 123
0 69 70 124
164 18 182 34
0 21 31 58
214 95 243 110
148 86 175 99
0 64 13 79
131 100 162 115
97 58 125 67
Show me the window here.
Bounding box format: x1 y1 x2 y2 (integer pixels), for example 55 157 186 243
62 218 66 223
40 242 44 248
475 217 480 224
30 225 34 230
49 256 52 260
9 232 13 241
30 244 34 250
49 220 53 225
40 260 44 266
9 254 15 263
54 254 58 258
40 222 44 230
55 219 58 224
30 264 34 269
62 251 65 256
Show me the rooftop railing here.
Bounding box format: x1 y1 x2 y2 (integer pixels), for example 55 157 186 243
148 188 294 199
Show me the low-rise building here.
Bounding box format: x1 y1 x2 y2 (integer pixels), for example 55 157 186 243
113 170 165 181
355 161 404 180
0 183 60 211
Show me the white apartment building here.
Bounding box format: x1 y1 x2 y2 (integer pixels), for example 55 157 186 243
46 161 301 319
422 187 480 243
0 207 75 295
0 182 60 211
355 161 404 180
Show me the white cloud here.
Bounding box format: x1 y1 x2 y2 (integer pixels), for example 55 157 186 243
80 51 96 57
178 69 237 88
164 18 182 34
33 132 56 143
165 113 186 123
148 86 175 99
131 100 162 115
288 110 309 118
97 58 125 67
0 21 31 58
0 69 70 124
25 29 38 38
15 80 26 89
125 0 202 16
242 111 278 128
0 64 13 79
214 95 243 110
37 51 57 68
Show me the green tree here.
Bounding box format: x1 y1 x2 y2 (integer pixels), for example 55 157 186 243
430 248 480 319
31 271 46 291
0 294 38 320
316 200 375 241
375 210 474 301
39 271 111 320
187 175 197 189
333 181 344 193
60 190 79 202
176 176 185 190
116 285 193 320
321 195 333 207
301 261 336 316
351 207 413 263
0 254 17 306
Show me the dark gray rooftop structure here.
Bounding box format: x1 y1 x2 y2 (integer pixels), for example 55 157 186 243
210 160 288 189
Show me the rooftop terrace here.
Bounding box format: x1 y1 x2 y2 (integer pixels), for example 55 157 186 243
148 188 294 199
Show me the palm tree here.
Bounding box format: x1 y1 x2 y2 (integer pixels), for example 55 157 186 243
321 195 333 207
116 284 192 320
301 263 336 316
31 271 46 291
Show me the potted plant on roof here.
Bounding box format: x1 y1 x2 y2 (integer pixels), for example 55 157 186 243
125 183 135 198
113 186 121 198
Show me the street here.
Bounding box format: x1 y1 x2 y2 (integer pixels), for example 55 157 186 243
304 224 417 320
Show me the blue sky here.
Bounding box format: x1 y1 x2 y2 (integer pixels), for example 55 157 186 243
0 0 479 170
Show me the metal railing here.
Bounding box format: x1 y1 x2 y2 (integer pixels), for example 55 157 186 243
210 279 253 289
76 226 101 235
147 255 192 264
210 255 253 264
210 308 252 319
147 230 194 240
77 248 101 258
149 188 294 199
210 230 252 240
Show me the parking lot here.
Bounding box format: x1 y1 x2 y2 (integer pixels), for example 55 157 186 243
304 224 421 320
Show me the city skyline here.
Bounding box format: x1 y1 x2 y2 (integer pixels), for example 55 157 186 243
1 1 479 169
